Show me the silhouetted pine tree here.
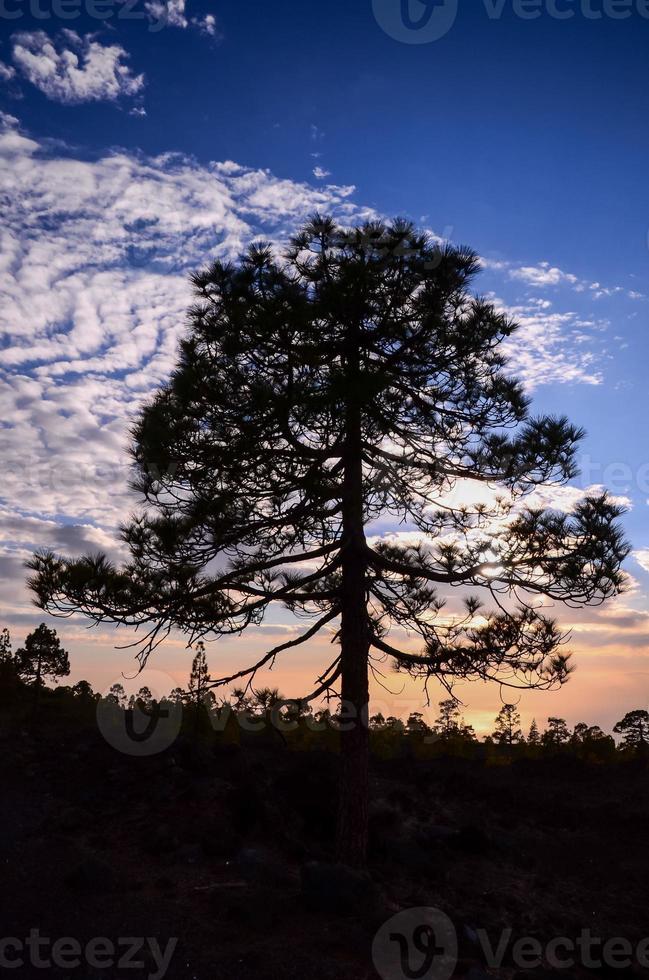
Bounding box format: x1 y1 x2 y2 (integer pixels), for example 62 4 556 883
435 698 463 738
613 709 649 752
28 216 628 866
0 626 17 702
188 641 211 707
187 640 212 732
492 703 523 745
14 623 70 710
434 698 476 742
406 711 431 736
107 682 127 707
0 627 10 663
542 716 571 747
71 679 96 701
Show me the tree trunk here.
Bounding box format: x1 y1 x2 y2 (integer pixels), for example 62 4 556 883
336 598 370 867
32 655 42 719
335 386 370 868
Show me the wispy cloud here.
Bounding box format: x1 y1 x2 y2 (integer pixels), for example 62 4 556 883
509 261 581 289
633 550 649 574
484 257 643 302
489 295 605 390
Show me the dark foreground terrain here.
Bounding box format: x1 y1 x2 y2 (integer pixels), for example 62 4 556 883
1 714 648 980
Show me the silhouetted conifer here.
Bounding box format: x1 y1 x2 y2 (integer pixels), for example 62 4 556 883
28 216 629 865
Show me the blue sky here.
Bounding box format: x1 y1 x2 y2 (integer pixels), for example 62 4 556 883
1 0 649 732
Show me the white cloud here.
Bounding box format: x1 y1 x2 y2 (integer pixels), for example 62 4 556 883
11 30 144 105
313 166 331 180
145 0 188 28
633 550 649 574
143 0 220 36
509 261 580 289
490 295 605 390
0 60 15 81
194 13 219 36
525 484 632 513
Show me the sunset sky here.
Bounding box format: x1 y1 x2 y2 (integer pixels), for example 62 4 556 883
2 0 649 735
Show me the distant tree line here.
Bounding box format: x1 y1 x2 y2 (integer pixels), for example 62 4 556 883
368 698 648 759
1 622 647 758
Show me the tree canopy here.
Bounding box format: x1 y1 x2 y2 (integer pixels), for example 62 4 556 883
14 623 70 690
0 627 11 664
27 216 629 864
492 703 523 745
613 709 649 750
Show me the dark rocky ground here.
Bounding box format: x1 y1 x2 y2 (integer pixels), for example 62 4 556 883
1 717 648 980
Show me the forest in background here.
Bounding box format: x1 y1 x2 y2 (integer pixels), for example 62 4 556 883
2 621 648 763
